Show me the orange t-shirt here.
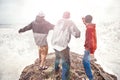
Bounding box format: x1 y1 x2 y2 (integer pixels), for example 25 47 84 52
84 23 97 54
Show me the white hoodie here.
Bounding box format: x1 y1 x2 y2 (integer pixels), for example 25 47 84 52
51 18 80 51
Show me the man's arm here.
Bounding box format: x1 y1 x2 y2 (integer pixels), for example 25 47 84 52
46 21 55 30
82 17 87 25
18 23 32 33
70 23 80 38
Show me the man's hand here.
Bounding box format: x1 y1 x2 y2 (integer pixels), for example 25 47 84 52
18 29 24 33
82 17 85 21
82 17 86 25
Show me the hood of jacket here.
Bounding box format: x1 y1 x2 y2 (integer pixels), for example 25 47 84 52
86 23 96 29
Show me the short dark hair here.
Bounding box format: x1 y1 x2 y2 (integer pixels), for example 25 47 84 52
85 15 92 23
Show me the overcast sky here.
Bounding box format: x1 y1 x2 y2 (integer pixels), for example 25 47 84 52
0 0 120 24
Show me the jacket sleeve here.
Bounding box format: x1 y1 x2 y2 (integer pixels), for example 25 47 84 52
93 29 97 50
70 23 80 38
46 22 55 30
86 29 92 49
21 23 32 32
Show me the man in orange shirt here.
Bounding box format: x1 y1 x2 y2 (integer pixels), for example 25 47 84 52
82 15 97 80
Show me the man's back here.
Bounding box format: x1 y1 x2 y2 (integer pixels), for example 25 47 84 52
51 18 80 51
51 11 80 80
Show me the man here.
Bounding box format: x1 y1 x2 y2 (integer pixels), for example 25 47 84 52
51 11 80 80
18 12 54 70
82 15 97 80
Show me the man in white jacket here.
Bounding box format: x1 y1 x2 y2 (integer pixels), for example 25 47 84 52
51 11 80 80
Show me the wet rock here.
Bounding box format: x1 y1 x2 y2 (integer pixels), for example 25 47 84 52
19 52 117 80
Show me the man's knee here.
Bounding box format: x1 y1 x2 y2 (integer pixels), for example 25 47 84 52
40 46 48 55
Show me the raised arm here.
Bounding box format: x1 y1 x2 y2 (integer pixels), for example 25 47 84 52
18 23 32 33
82 17 87 25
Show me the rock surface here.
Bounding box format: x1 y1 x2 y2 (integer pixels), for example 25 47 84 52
19 52 117 80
